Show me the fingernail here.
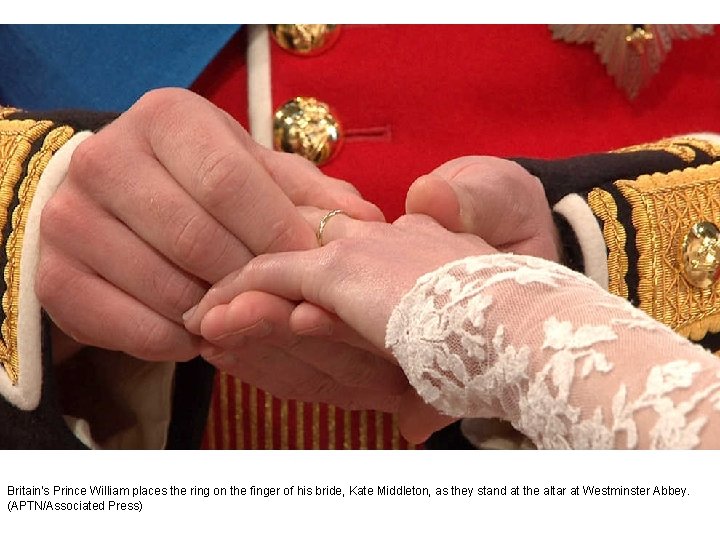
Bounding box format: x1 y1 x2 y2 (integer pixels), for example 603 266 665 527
215 319 271 341
295 324 332 337
450 183 475 232
239 319 272 338
182 305 198 322
294 319 334 337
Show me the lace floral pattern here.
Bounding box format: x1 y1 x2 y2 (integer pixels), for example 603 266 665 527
386 255 720 449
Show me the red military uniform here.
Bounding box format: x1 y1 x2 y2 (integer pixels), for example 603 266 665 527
188 25 720 449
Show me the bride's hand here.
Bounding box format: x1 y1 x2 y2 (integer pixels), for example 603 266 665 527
185 212 495 442
187 211 495 355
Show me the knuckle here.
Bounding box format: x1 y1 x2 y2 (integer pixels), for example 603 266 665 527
321 237 369 271
171 214 207 263
170 214 228 270
194 147 247 207
35 261 92 346
526 173 548 199
133 87 191 118
496 159 545 195
392 214 413 227
131 88 203 145
501 157 534 180
317 240 346 267
131 88 202 152
150 270 205 319
133 317 176 359
39 195 73 241
35 254 65 308
283 174 311 203
228 258 259 289
394 213 435 229
67 135 128 196
67 136 106 184
262 215 311 253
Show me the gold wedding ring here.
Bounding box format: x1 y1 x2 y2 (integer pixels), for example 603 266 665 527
316 209 347 246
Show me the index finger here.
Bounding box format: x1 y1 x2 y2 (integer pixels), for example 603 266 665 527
132 89 318 255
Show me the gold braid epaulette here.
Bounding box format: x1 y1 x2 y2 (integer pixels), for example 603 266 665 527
613 136 720 163
590 136 720 342
615 162 720 340
587 188 629 299
0 107 75 383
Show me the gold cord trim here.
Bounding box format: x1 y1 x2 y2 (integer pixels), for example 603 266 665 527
343 407 351 449
280 397 289 449
249 384 258 447
0 120 74 383
587 188 629 298
671 137 720 159
391 413 402 449
613 137 720 163
263 392 273 450
615 162 720 339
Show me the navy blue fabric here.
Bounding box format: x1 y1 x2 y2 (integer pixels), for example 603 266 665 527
0 25 240 110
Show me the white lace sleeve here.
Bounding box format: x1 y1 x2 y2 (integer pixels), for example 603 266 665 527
385 254 720 449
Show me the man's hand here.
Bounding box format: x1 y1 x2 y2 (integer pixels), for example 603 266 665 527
37 87 382 363
406 156 560 262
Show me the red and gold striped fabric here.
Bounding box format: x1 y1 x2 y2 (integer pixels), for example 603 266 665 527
203 374 418 449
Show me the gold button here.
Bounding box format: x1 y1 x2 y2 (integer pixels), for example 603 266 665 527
270 24 340 55
682 222 720 288
273 97 342 166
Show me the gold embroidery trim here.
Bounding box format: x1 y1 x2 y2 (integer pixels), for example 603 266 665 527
613 137 720 163
671 137 720 159
615 162 720 340
0 119 53 382
0 120 74 383
587 188 629 298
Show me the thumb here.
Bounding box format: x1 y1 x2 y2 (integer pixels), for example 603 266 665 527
406 156 550 252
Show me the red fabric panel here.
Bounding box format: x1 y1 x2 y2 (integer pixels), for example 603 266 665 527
271 24 720 221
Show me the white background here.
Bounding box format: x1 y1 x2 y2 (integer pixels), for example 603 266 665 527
5 2 720 23
2 451 716 539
